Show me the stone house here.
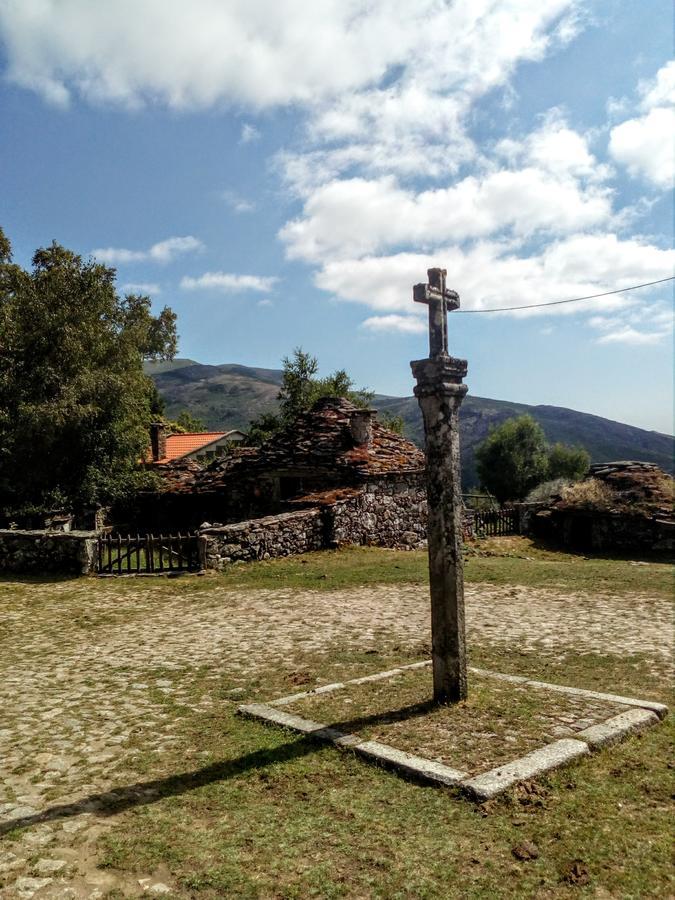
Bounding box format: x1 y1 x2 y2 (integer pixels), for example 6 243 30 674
122 397 428 560
194 397 428 565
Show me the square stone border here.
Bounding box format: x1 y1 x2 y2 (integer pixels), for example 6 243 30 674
238 661 668 801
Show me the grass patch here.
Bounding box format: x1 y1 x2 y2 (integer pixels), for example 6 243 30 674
217 537 674 598
92 654 672 899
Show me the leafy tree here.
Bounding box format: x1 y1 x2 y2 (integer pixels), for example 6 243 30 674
547 442 590 480
248 348 374 444
169 410 207 434
378 411 405 436
0 227 177 517
475 415 550 503
475 414 590 503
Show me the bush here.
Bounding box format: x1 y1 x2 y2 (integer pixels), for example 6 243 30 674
525 478 571 504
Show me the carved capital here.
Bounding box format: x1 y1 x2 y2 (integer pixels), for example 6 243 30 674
410 356 468 404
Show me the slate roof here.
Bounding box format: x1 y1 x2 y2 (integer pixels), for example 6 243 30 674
152 458 203 492
196 397 425 492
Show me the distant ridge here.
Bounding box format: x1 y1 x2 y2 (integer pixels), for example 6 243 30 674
145 359 674 486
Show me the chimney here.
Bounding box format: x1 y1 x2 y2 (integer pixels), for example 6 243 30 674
350 409 376 446
150 422 167 462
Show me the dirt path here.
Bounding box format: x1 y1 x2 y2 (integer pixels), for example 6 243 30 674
0 579 672 898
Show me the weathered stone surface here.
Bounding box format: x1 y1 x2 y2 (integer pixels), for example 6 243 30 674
355 740 467 785
0 530 97 575
529 461 674 552
201 509 324 568
460 739 590 801
13 876 54 897
523 680 669 719
201 477 429 569
411 348 468 703
468 667 528 684
575 708 659 748
238 703 326 735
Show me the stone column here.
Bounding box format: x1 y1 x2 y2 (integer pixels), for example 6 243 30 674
411 354 468 703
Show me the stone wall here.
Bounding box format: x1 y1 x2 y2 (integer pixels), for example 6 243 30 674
200 476 428 569
201 509 324 570
530 509 674 553
329 477 427 550
0 530 98 575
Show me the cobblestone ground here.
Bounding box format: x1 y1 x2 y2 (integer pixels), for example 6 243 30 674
0 578 672 898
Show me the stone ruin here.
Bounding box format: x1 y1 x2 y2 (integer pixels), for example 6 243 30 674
530 460 674 552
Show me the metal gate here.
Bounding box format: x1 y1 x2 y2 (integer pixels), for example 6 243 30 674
96 532 201 574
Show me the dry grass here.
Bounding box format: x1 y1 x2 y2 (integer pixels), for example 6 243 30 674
560 479 617 509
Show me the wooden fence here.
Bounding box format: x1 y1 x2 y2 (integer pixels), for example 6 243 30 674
472 508 519 537
97 532 201 574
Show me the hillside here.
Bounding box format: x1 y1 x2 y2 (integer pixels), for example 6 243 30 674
146 359 674 486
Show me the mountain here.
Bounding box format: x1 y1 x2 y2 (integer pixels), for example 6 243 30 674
374 394 674 487
145 359 283 432
146 359 674 486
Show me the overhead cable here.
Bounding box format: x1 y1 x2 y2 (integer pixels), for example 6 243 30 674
455 275 674 313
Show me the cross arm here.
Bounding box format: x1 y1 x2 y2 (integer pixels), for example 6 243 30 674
413 283 460 310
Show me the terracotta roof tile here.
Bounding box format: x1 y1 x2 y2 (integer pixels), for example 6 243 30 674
158 432 230 463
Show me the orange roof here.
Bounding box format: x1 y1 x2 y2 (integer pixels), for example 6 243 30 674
159 432 229 462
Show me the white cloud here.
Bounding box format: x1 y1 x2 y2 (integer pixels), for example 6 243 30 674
221 190 256 213
239 123 260 144
280 168 612 263
495 110 606 180
92 236 203 265
609 107 675 189
640 60 675 110
596 326 669 346
589 302 673 346
361 314 426 334
0 1 578 112
313 234 675 316
180 272 278 293
257 298 274 307
608 62 675 189
121 281 161 294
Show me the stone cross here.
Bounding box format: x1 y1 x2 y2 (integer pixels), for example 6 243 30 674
413 268 459 358
410 268 468 703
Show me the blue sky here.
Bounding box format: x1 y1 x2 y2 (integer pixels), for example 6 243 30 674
1 0 673 433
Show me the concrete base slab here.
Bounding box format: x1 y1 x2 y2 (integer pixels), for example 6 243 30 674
238 663 667 802
522 680 669 719
460 739 590 802
575 708 659 749
355 741 467 786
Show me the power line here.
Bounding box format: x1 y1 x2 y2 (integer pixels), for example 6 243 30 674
454 275 675 313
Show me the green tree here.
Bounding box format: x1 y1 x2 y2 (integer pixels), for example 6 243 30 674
169 410 207 434
0 227 177 517
475 415 550 503
547 442 590 480
378 411 405 436
248 348 374 444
